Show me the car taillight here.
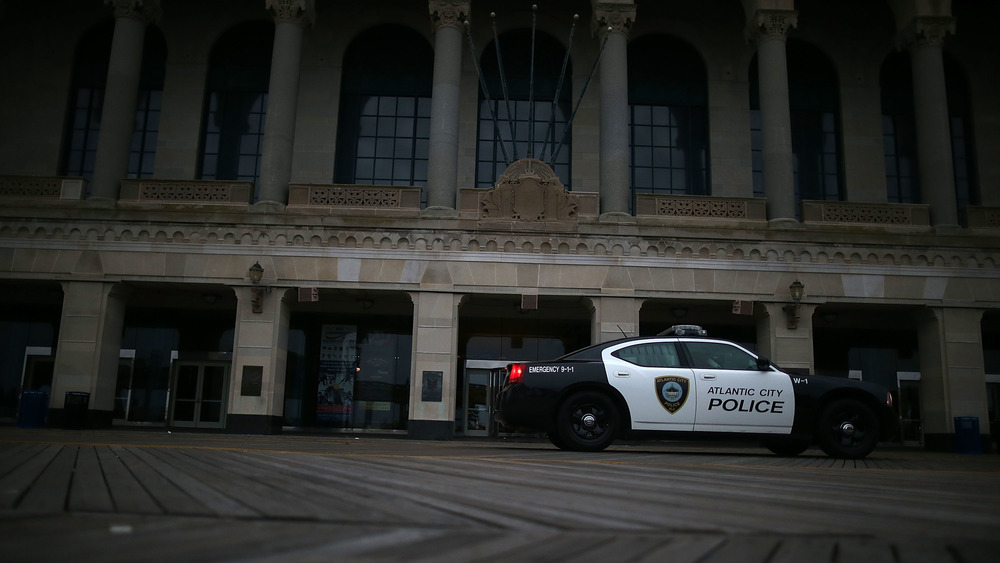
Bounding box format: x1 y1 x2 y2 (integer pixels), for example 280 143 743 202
507 363 524 385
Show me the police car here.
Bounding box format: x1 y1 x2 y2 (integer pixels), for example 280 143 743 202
495 325 896 459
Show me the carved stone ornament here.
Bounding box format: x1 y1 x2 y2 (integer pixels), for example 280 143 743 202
592 3 636 36
429 0 469 31
480 158 578 221
745 9 798 44
266 0 315 26
104 0 161 24
897 16 956 49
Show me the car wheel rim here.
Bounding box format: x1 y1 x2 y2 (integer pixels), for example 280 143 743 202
572 405 607 440
832 410 867 447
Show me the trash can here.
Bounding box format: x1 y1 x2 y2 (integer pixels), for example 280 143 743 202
953 416 983 454
16 390 49 428
63 391 90 429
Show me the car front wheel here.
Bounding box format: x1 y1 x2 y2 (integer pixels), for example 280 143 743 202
816 398 880 459
555 391 620 452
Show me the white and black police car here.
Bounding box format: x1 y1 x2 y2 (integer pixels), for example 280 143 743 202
495 325 896 459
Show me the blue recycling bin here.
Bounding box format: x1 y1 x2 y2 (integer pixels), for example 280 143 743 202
16 390 49 428
953 416 983 454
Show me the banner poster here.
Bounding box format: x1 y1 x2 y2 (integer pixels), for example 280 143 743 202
317 324 357 423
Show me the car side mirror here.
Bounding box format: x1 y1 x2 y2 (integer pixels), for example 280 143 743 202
756 357 771 371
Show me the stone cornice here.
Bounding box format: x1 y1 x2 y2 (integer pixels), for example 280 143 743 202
429 0 469 31
745 9 798 44
897 16 956 50
592 2 636 37
266 0 315 27
104 0 161 25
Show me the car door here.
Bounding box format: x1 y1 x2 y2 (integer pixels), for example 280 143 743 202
603 340 696 431
683 341 794 434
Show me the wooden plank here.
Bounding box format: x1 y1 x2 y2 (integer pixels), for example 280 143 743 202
0 444 61 509
68 446 115 512
95 445 162 514
0 442 40 478
111 445 211 516
18 446 77 513
128 447 258 518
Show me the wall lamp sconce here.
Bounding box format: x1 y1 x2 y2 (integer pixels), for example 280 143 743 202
783 279 805 329
248 261 271 314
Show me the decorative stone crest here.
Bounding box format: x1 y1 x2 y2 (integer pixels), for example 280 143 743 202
266 0 315 26
480 158 578 221
897 16 956 49
429 0 469 31
104 0 161 24
592 2 636 36
745 9 798 44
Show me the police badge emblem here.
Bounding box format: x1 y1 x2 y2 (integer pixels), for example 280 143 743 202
655 376 689 414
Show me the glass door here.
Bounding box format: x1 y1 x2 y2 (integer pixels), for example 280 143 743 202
170 361 229 428
462 360 512 437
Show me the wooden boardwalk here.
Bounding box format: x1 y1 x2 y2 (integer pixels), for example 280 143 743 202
1 428 998 562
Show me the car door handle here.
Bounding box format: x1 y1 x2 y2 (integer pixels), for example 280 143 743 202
700 374 717 381
616 371 630 378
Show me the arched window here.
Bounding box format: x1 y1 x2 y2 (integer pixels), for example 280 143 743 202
880 52 978 207
334 25 433 192
628 35 709 209
880 51 919 203
944 54 979 208
476 29 572 188
750 40 843 205
198 21 273 192
60 20 166 183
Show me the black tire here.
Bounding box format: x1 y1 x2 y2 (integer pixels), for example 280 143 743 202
815 398 880 459
547 431 567 450
765 439 810 457
555 391 620 452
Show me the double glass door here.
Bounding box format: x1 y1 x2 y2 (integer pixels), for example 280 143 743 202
462 360 508 437
170 362 229 428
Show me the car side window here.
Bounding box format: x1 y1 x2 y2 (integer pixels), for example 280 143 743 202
613 343 681 368
685 342 759 370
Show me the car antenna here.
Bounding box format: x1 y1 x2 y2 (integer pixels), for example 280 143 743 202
617 325 628 337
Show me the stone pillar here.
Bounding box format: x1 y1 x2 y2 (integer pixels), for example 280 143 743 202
899 17 959 226
917 307 989 451
592 1 634 216
756 302 816 374
746 10 797 223
257 0 314 208
408 291 461 439
50 282 127 428
591 296 639 344
90 0 160 201
426 1 468 210
229 279 291 434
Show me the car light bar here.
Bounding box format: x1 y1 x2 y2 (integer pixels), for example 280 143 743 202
657 324 707 336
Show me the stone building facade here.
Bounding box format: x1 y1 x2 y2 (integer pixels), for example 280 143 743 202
1 0 998 449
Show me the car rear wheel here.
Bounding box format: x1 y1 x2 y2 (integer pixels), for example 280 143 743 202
816 398 879 459
555 391 619 452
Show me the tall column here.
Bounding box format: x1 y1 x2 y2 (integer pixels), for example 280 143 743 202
592 1 634 216
590 296 639 344
230 281 291 434
900 17 958 226
917 307 989 451
90 0 160 201
756 302 816 375
747 10 797 223
50 282 127 428
257 0 314 208
426 1 468 210
408 291 461 440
